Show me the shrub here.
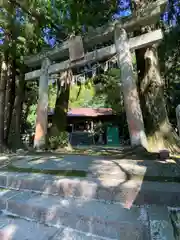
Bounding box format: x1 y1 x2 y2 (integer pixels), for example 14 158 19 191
49 132 69 149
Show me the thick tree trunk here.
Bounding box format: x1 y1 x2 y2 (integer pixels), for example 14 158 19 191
51 70 72 136
9 73 25 149
136 45 180 151
4 58 16 144
0 54 8 150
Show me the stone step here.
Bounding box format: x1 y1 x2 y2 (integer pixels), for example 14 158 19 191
0 215 114 240
0 214 58 240
148 206 175 240
0 189 150 239
1 171 180 206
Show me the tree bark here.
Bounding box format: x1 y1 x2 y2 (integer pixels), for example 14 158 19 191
4 58 16 144
136 45 180 151
0 53 8 149
50 70 72 137
9 73 25 149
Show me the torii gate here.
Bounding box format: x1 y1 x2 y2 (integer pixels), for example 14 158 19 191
24 0 167 149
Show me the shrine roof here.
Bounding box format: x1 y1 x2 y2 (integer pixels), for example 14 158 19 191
48 108 114 117
68 108 113 117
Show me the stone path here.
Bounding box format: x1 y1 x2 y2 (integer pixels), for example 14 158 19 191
0 197 176 240
9 153 180 179
0 214 112 240
0 189 151 239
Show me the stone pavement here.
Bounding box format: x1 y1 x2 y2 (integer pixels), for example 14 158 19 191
0 214 115 240
0 189 151 239
0 200 176 239
9 153 180 179
0 152 179 239
0 153 180 206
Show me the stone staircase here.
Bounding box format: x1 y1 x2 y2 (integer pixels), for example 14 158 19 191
0 170 177 239
0 214 114 240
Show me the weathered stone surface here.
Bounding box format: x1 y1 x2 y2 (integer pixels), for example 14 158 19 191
52 228 113 240
114 26 147 147
169 209 180 239
0 172 9 187
0 216 58 240
52 223 149 240
25 29 163 80
0 189 147 239
34 58 51 149
148 205 175 240
1 152 180 208
0 190 20 210
9 153 180 177
0 215 10 228
11 153 180 179
7 191 38 218
2 169 180 206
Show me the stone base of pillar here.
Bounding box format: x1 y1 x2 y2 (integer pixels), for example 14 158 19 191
130 131 148 149
34 137 46 150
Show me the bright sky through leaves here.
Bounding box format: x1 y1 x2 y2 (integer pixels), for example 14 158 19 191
0 0 179 47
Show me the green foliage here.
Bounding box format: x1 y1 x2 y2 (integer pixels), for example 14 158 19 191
67 68 124 113
90 68 124 114
48 82 57 109
69 82 95 108
47 0 117 38
26 105 37 130
49 132 69 149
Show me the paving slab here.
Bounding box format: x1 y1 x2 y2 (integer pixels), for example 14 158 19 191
11 155 128 180
0 215 116 240
0 216 58 240
0 171 53 192
52 228 115 240
169 208 180 239
147 205 175 240
0 190 20 210
11 155 104 171
0 189 149 239
52 226 147 240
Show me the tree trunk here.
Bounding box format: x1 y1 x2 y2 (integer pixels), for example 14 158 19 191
9 73 25 149
0 54 8 150
4 58 16 145
51 70 72 136
136 45 180 152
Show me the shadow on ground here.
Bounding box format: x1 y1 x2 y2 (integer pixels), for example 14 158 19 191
1 146 180 239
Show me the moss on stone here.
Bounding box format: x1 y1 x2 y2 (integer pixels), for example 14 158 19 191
1 164 87 177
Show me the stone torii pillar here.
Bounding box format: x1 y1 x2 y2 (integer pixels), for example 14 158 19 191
114 25 147 147
34 58 51 149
